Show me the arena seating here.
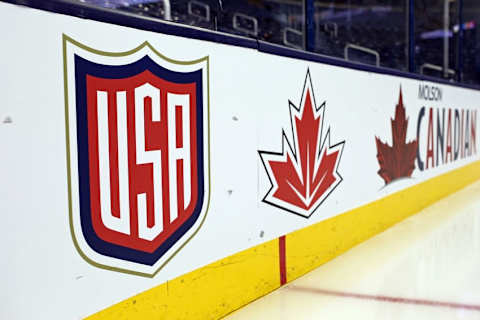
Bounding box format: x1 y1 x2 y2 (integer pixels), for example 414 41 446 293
83 0 479 83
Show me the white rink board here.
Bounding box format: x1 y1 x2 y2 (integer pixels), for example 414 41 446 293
1 3 479 319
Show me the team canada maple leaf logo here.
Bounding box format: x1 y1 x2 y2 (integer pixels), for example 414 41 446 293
375 88 418 185
259 71 345 218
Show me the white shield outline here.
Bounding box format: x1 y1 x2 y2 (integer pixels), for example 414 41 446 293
63 34 210 277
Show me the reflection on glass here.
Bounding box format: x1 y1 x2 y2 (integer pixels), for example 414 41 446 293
314 1 407 71
415 0 458 80
217 0 304 48
75 0 305 49
68 0 480 85
461 0 479 85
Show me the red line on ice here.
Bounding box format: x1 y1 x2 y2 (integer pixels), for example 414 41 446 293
288 286 480 311
279 236 287 285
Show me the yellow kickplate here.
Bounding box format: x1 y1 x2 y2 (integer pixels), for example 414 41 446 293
87 239 280 320
286 160 480 282
88 160 480 320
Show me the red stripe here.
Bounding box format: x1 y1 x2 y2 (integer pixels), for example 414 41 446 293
288 286 480 311
279 236 287 285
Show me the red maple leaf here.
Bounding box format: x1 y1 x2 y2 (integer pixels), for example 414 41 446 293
259 72 344 218
375 88 418 185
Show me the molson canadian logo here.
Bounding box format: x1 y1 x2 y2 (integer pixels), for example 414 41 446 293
259 71 344 218
416 104 477 171
63 35 210 277
375 86 477 186
375 89 418 184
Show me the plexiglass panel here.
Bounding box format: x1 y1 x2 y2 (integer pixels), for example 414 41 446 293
461 0 479 85
314 0 407 71
415 0 458 80
70 0 480 86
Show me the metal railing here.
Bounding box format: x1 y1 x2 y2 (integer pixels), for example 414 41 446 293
161 0 171 21
420 63 456 77
324 22 338 38
233 12 258 37
283 27 303 50
187 0 210 22
56 0 478 86
344 43 380 67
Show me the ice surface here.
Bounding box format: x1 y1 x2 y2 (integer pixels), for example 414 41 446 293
226 181 480 320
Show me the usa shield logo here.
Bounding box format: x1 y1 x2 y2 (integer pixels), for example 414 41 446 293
63 35 210 276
